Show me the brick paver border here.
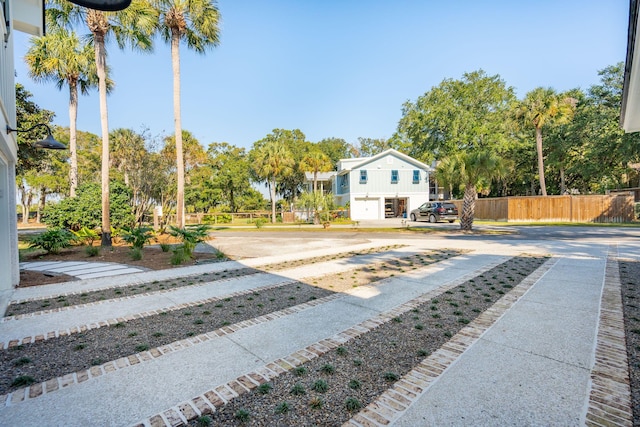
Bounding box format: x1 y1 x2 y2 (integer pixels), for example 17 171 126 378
583 246 633 427
131 255 532 427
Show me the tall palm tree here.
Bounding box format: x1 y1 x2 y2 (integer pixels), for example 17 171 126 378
48 0 157 246
151 0 221 228
437 150 511 231
252 141 294 223
25 27 105 198
516 87 575 196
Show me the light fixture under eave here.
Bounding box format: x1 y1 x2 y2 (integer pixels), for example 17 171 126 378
6 124 67 150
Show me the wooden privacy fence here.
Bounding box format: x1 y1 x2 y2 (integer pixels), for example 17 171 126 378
450 195 635 223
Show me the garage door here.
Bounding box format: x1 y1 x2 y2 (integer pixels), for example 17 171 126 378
352 198 380 220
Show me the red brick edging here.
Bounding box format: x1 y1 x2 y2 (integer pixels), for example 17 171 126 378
583 246 633 427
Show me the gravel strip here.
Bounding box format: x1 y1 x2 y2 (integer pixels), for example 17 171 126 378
0 250 461 396
6 245 406 316
186 255 548 426
260 245 405 271
619 258 640 425
5 268 259 317
0 282 332 395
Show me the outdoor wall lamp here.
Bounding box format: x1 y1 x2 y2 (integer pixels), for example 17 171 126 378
6 124 67 150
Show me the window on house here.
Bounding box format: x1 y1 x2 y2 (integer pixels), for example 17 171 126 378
413 170 420 183
391 170 399 183
360 170 368 183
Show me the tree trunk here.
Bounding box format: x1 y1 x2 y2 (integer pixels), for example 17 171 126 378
560 168 566 194
460 184 476 231
69 79 79 198
172 29 185 228
535 126 547 196
95 31 111 246
37 187 46 223
270 179 277 223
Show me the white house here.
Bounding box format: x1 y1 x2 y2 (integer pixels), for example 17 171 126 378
332 149 433 220
1 0 44 299
303 171 336 196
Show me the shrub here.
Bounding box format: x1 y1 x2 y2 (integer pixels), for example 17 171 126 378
635 202 640 220
275 401 290 414
171 247 189 265
345 397 362 411
84 245 100 257
11 375 36 387
234 409 250 422
42 181 134 230
168 224 211 257
257 383 273 395
311 379 328 393
383 372 399 382
121 226 154 249
254 218 267 228
290 383 305 395
29 228 75 254
73 226 100 246
159 243 171 252
129 247 143 261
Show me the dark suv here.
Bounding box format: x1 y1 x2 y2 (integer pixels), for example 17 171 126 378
410 202 458 223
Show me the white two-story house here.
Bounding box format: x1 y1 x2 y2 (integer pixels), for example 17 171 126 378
332 149 433 220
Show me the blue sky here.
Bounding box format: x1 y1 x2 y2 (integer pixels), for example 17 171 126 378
13 0 629 151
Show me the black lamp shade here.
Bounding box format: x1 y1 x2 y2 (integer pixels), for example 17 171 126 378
34 134 67 150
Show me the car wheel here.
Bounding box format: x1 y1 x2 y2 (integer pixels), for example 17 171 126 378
410 213 417 221
429 214 437 223
448 220 455 223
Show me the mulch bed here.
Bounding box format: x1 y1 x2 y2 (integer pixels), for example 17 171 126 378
619 259 640 426
190 255 548 426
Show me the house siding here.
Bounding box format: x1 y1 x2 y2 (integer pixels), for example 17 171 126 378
333 151 431 220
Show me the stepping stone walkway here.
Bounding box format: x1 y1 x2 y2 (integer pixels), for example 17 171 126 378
19 261 147 281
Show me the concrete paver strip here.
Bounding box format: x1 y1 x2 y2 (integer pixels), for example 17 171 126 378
390 247 609 426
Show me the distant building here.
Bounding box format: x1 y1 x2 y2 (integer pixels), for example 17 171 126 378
303 171 336 196
332 149 433 220
1 1 45 293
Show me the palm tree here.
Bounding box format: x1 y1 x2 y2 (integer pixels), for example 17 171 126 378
48 0 157 246
438 150 511 231
150 0 221 228
300 150 332 193
25 28 104 198
434 157 458 199
516 87 575 196
299 150 332 224
252 141 294 223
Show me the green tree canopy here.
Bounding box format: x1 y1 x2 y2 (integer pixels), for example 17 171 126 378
395 70 516 162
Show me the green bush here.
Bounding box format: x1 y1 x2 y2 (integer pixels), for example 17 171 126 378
73 226 100 246
84 246 100 257
635 202 640 220
42 181 134 231
168 224 211 257
254 218 267 229
129 247 143 261
203 214 232 224
121 226 154 249
29 228 76 254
